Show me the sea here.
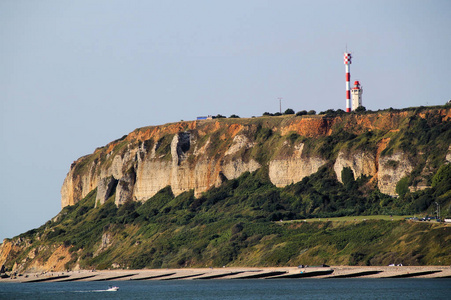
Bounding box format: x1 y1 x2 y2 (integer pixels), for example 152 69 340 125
0 278 450 300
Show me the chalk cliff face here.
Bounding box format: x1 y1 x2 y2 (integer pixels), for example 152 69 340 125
61 122 266 207
333 149 377 184
269 143 327 187
61 108 451 207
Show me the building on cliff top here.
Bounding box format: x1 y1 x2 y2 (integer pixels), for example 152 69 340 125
351 80 363 111
197 115 213 120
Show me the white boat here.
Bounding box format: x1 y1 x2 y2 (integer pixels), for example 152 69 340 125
106 286 119 291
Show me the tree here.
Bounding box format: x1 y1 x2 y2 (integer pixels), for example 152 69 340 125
320 109 336 116
215 114 226 119
355 106 366 113
229 114 240 118
395 177 409 198
284 108 295 115
341 167 356 191
432 164 451 196
263 112 273 116
296 110 307 116
307 110 316 115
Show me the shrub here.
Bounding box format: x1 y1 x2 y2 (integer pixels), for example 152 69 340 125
287 132 300 143
431 164 451 196
396 177 410 197
432 164 451 188
386 160 399 169
284 108 295 115
354 106 367 113
320 109 335 115
341 167 355 191
255 126 273 141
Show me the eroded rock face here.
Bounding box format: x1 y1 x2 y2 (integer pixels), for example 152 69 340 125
25 245 71 273
0 239 72 273
95 176 118 207
60 166 81 208
446 145 451 163
0 240 17 269
94 232 113 257
133 133 218 200
115 168 136 205
222 134 261 183
193 159 219 197
134 159 172 201
378 152 413 196
334 150 377 183
225 134 254 156
269 157 327 187
222 158 261 181
269 143 327 187
171 132 191 166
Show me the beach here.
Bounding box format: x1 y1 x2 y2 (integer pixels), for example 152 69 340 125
2 266 450 283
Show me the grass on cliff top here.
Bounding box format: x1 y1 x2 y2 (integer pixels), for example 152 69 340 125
132 104 450 132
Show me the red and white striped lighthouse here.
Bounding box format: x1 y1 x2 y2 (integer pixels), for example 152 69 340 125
344 52 352 112
351 80 363 110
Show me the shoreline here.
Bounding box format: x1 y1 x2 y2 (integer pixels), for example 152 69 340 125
2 266 450 283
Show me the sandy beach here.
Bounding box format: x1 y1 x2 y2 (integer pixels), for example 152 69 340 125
2 266 450 283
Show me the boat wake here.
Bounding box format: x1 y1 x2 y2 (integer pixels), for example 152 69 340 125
74 286 119 293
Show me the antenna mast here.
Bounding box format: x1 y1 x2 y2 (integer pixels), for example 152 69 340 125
344 52 352 112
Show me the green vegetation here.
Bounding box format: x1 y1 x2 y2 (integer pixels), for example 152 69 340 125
396 177 409 197
155 134 174 160
284 108 295 115
354 106 366 112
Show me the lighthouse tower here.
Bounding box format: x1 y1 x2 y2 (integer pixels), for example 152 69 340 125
351 80 363 110
344 52 352 112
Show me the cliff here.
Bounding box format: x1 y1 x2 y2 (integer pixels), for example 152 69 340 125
61 107 451 207
2 106 451 273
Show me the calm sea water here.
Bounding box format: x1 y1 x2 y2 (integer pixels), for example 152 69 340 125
0 278 450 300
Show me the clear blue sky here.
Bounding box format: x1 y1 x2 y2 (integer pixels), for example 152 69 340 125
1 0 450 241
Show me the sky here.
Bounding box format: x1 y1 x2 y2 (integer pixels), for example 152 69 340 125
1 0 450 242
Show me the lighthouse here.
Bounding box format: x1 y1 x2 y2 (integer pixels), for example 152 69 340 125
344 52 352 112
351 80 363 110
